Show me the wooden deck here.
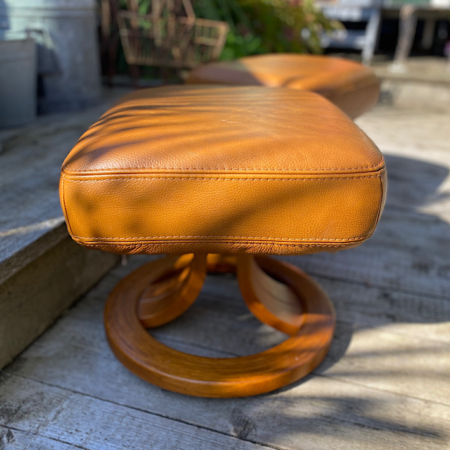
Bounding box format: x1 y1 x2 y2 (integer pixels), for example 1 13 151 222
1 94 450 449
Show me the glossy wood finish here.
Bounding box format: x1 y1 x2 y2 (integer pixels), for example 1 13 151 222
104 253 335 398
138 254 207 328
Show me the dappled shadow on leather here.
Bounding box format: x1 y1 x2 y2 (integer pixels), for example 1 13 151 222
64 89 374 256
68 170 361 257
63 85 350 175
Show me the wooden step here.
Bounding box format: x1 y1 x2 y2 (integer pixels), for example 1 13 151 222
0 90 132 369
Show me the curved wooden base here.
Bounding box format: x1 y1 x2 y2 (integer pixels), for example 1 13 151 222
105 253 336 398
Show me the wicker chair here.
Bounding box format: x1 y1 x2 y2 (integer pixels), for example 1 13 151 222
117 0 228 85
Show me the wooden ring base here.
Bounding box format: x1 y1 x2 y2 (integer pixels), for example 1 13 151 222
105 253 336 398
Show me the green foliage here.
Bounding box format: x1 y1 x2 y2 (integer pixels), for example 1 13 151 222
119 0 153 14
117 0 341 59
193 0 341 58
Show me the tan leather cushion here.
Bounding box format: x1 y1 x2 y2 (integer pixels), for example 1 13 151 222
186 54 380 119
60 85 386 256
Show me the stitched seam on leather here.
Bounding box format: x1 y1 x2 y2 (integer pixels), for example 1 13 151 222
64 174 380 242
62 174 382 182
71 235 369 241
62 160 384 172
60 177 74 236
79 241 353 248
374 173 385 228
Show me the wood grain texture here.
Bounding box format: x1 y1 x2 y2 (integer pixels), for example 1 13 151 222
105 254 335 397
3 340 450 450
0 425 80 450
0 236 117 370
138 254 207 327
0 374 273 450
238 255 304 335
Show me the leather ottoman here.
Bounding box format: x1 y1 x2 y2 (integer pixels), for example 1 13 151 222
186 54 380 119
60 85 386 397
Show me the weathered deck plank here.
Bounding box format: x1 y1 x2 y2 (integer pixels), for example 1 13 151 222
4 242 450 448
3 245 450 448
0 236 116 371
3 349 450 450
6 269 450 404
0 375 274 450
0 425 79 450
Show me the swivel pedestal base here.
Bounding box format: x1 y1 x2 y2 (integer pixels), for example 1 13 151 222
104 254 335 398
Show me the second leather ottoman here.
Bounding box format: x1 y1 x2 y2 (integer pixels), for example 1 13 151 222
60 85 386 397
186 54 380 119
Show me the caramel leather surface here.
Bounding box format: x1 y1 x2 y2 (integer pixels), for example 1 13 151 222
186 54 380 118
60 85 386 256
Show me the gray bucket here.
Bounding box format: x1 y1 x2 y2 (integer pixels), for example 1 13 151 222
0 0 102 113
0 38 36 127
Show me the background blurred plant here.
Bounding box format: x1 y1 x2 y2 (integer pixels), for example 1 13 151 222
193 0 341 59
117 0 341 60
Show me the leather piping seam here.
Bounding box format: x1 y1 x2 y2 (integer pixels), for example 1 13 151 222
62 159 385 173
72 235 370 242
61 173 383 182
60 177 74 237
374 172 385 229
78 241 357 249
